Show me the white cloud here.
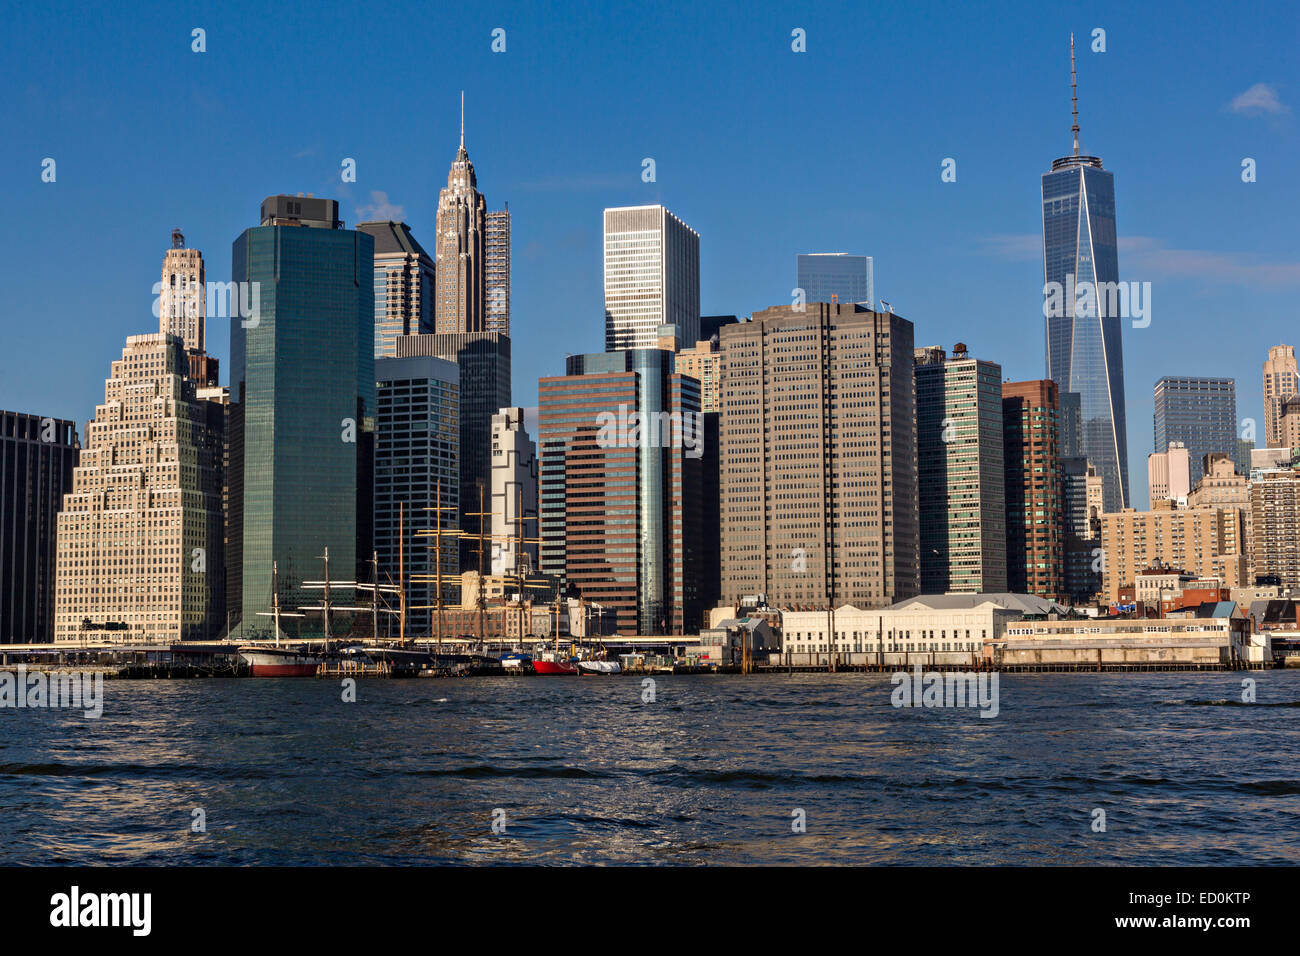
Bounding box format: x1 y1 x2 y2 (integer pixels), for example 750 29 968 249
1120 237 1300 285
355 190 405 222
1227 83 1289 116
981 233 1300 286
978 234 1042 261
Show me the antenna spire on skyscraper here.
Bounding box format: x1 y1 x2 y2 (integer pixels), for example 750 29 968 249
460 90 465 149
1070 33 1080 157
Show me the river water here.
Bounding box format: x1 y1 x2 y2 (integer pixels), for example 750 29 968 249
2 672 1296 865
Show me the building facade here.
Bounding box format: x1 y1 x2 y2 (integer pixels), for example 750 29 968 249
357 220 435 358
603 205 700 351
228 195 375 637
719 304 919 609
395 332 511 571
375 355 459 637
1147 441 1191 503
1042 48 1129 512
1002 379 1063 599
674 336 723 413
1263 345 1298 449
1061 456 1103 603
435 122 488 334
1279 396 1300 451
1153 376 1236 487
1250 468 1300 592
159 229 205 352
490 406 538 577
1099 501 1249 603
915 344 1006 594
796 253 874 307
485 206 510 335
1 411 79 642
539 349 702 634
54 334 224 643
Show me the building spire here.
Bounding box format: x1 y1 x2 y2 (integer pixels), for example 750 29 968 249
460 90 465 149
1070 33 1080 157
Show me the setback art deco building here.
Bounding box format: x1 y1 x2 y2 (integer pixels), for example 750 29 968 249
53 334 223 643
434 101 508 336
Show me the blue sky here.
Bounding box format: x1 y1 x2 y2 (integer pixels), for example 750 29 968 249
4 0 1298 509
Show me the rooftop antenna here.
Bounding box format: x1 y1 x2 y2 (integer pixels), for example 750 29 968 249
460 90 465 149
1070 33 1080 157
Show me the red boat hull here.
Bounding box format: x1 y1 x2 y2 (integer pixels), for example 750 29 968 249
247 662 319 677
532 659 577 675
240 650 320 677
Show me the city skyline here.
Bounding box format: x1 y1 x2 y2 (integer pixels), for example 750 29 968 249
4 2 1298 516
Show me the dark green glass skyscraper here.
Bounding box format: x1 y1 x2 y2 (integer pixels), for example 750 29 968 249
228 196 375 637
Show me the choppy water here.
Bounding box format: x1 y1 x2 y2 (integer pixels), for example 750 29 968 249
2 672 1298 865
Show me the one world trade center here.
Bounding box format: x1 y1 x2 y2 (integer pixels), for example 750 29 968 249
1042 36 1130 512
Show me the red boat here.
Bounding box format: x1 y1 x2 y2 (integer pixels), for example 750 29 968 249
239 647 320 677
532 655 578 675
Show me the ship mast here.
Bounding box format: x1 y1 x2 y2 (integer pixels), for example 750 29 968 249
412 477 464 653
273 561 281 648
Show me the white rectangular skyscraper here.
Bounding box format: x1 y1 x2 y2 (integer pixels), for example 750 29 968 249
603 204 699 351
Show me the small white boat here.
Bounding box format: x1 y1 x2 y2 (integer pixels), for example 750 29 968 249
577 659 621 676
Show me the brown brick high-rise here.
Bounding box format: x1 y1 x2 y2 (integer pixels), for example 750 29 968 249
1002 379 1064 599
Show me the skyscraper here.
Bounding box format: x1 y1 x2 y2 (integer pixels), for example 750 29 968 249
603 204 700 351
539 349 702 633
395 332 510 571
1061 456 1103 603
435 99 487 334
915 344 1006 594
375 355 459 636
159 229 205 352
1152 376 1237 487
1002 380 1063 599
1 411 79 642
1042 37 1129 512
1250 467 1300 591
1263 344 1299 449
54 334 224 642
357 220 435 358
228 195 375 636
719 304 919 608
490 407 537 576
157 230 221 387
796 253 874 307
485 206 510 335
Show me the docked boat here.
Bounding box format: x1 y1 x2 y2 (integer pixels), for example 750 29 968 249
239 646 320 678
577 659 621 676
244 561 316 676
500 652 533 671
532 650 577 675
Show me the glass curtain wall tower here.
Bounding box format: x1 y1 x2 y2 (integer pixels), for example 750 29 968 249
1042 35 1129 512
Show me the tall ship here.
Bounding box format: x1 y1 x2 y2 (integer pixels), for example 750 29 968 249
240 562 319 677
